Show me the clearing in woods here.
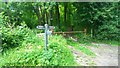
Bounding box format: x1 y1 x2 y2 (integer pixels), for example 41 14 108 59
68 43 118 66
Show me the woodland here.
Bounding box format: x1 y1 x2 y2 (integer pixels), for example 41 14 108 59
0 2 120 66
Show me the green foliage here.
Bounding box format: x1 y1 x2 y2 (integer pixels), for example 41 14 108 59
97 22 120 41
1 2 119 41
48 35 75 66
0 34 75 66
1 23 33 49
1 2 119 67
0 12 3 26
93 3 120 41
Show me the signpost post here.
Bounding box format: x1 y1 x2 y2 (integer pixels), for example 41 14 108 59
44 24 48 50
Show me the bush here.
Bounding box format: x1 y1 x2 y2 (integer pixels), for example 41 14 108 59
1 23 32 49
97 22 120 41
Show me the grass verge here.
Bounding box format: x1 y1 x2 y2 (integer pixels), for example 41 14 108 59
66 37 96 57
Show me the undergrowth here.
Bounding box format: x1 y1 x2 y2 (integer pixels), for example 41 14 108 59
74 33 119 46
0 25 76 67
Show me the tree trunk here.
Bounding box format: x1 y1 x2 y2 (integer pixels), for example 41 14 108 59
33 4 41 25
43 3 46 25
50 9 53 25
50 7 53 25
49 3 53 26
64 3 67 26
55 3 60 29
67 3 72 31
45 11 48 24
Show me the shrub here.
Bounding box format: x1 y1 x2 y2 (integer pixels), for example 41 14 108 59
1 23 32 49
97 22 120 41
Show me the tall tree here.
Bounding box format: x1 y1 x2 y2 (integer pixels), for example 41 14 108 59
43 3 46 25
49 3 53 26
33 3 41 25
55 3 60 29
64 2 67 26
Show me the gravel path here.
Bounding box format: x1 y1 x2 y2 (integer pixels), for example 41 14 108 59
68 43 118 66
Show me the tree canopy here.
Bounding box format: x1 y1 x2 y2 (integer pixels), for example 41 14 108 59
1 2 120 40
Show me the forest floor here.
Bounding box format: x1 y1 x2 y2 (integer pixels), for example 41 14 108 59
68 43 118 66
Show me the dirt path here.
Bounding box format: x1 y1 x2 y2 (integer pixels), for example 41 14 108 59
68 43 118 66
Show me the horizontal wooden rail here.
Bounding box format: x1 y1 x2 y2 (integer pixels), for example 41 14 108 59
52 31 85 34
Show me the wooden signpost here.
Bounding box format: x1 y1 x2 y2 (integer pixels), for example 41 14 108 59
36 24 54 50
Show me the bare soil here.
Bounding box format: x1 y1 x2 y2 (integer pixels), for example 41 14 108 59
68 43 118 66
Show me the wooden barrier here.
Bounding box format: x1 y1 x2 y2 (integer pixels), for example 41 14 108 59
53 31 84 34
52 28 87 35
